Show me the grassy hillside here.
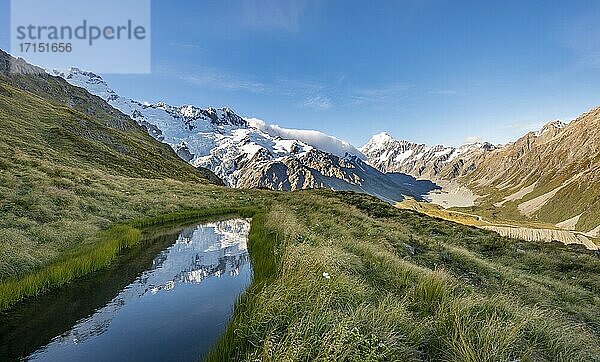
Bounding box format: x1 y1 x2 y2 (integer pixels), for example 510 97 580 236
1 60 600 360
0 72 225 281
208 191 600 361
0 51 221 184
463 108 600 232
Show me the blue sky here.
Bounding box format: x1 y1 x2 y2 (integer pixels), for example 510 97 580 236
2 0 600 147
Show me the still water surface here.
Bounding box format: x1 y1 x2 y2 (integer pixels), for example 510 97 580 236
0 219 252 361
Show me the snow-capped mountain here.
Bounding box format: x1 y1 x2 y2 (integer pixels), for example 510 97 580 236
52 68 419 202
361 115 600 233
361 132 497 180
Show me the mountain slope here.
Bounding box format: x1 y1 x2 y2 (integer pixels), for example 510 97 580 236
0 50 221 184
55 68 419 202
465 111 600 232
362 112 600 233
0 51 240 281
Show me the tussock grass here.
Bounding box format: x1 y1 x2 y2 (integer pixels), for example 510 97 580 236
129 206 259 228
206 191 600 361
3 73 600 360
0 207 264 312
0 224 139 311
206 212 281 361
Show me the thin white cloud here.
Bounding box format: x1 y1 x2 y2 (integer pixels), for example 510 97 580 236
274 77 328 97
302 95 332 110
170 42 203 50
246 117 365 158
464 135 481 143
350 83 411 104
428 89 459 96
176 68 269 93
563 15 600 68
160 62 338 101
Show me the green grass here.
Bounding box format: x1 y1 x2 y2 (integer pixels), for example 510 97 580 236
129 206 260 229
2 61 600 360
465 168 600 233
397 198 485 226
0 224 140 311
0 207 265 311
203 191 600 361
0 76 255 280
206 212 280 361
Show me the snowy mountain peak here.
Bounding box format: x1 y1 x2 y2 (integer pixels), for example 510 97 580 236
459 141 497 152
53 66 419 203
246 118 365 159
370 132 394 144
538 120 566 135
169 104 247 128
530 120 568 141
545 120 567 129
51 68 249 130
65 67 101 80
361 131 498 179
51 68 117 101
362 132 417 155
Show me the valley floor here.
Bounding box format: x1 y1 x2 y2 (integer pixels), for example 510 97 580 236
424 180 478 209
397 198 600 251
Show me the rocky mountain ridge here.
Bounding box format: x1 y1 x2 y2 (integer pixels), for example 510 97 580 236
361 132 498 180
54 67 422 203
361 113 600 233
52 65 600 232
466 108 600 231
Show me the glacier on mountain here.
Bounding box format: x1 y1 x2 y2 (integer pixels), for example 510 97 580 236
51 67 427 203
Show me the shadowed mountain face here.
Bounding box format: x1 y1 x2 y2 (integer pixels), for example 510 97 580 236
8 49 596 231
385 173 441 197
54 67 425 203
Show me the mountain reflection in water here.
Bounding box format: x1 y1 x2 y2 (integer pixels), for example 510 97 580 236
27 218 252 362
